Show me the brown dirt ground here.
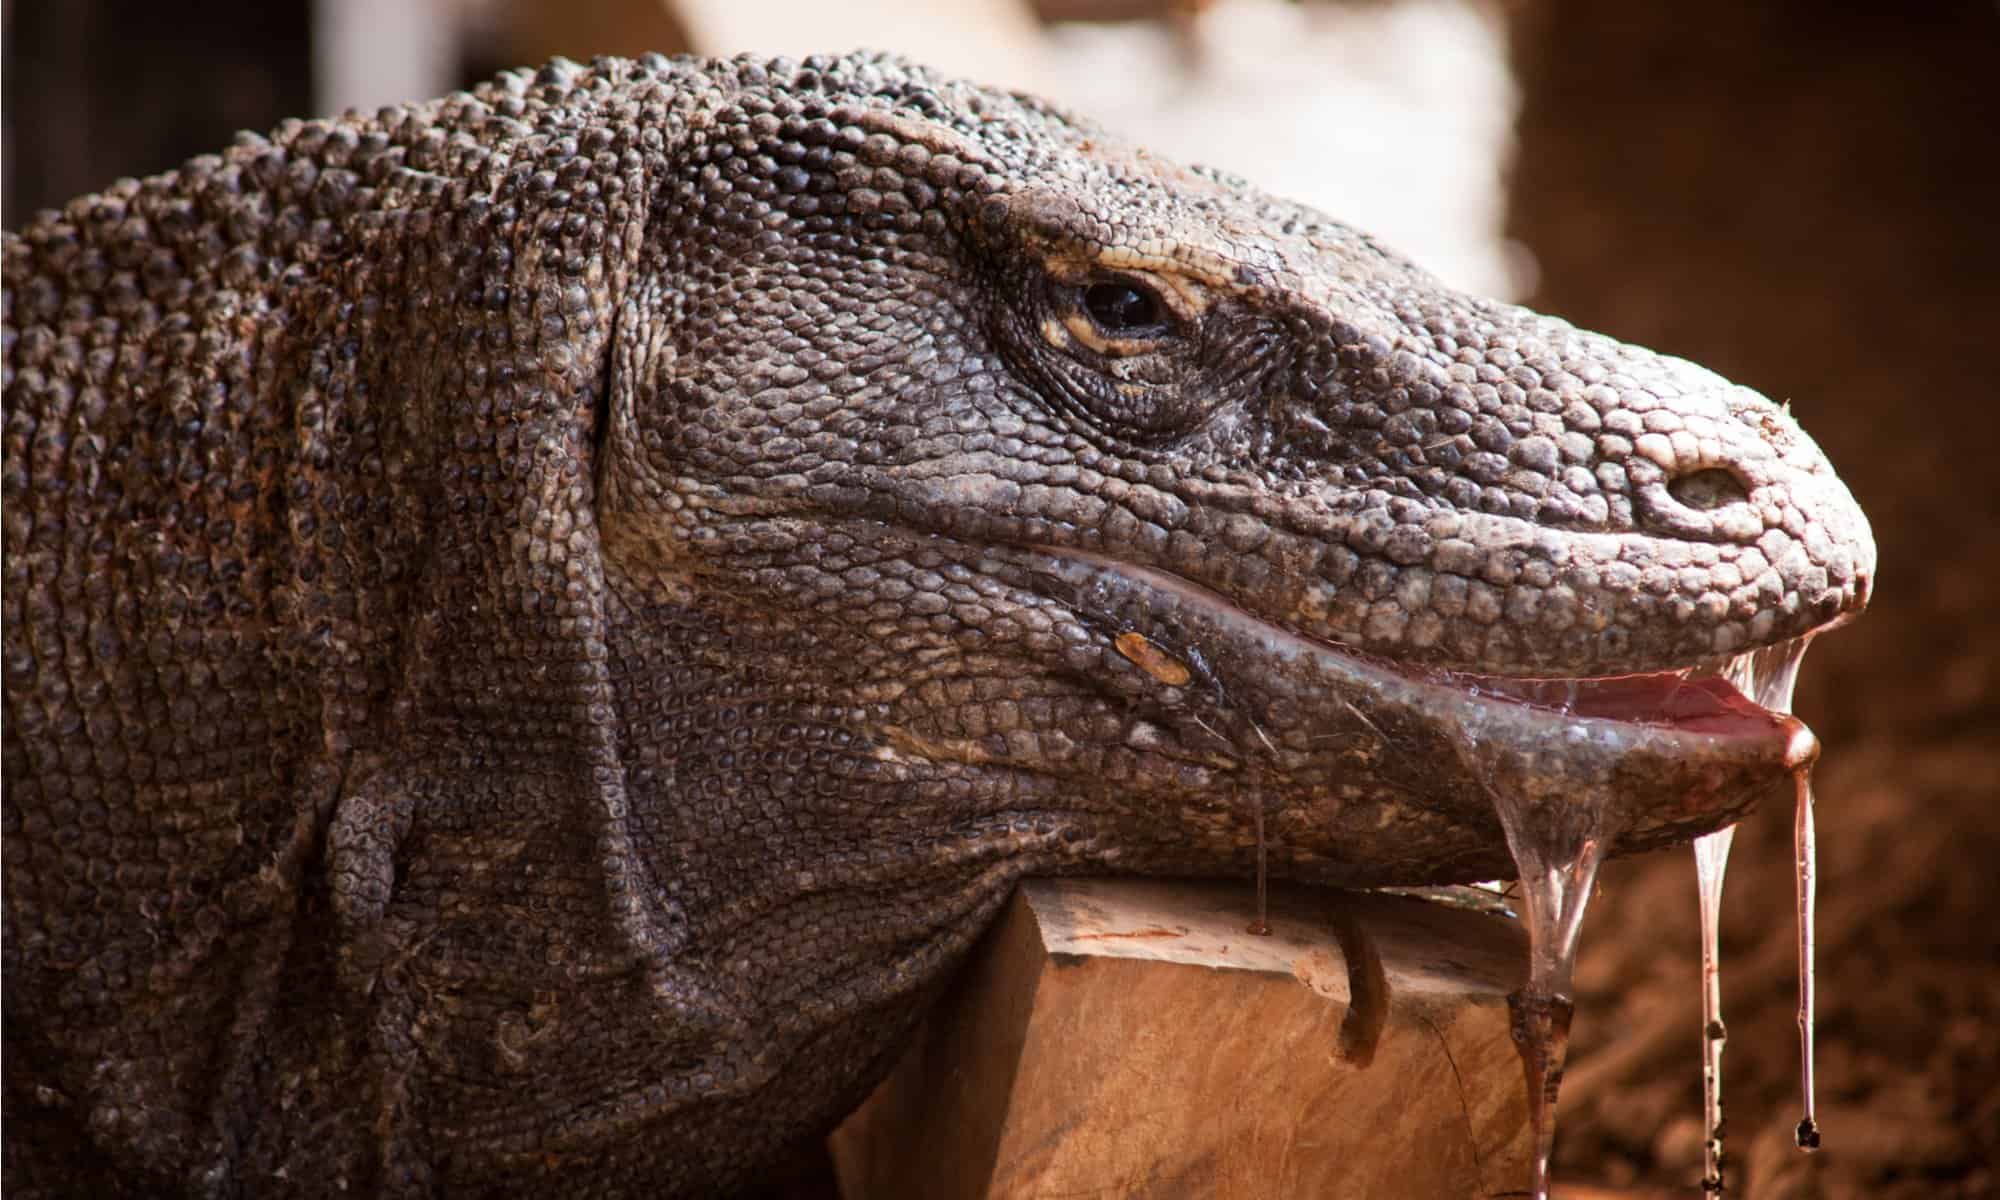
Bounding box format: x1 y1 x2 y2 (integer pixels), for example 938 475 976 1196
1507 3 2000 1197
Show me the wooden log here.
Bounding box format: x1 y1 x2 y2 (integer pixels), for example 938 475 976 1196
830 878 1533 1199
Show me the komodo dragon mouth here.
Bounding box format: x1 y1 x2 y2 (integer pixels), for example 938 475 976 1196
1033 544 1819 833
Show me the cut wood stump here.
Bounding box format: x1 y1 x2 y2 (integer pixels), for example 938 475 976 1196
829 878 1533 1200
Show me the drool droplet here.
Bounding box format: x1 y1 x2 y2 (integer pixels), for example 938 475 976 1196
1794 769 1819 1152
1796 1116 1822 1151
1721 638 1823 1163
1459 733 1618 1200
1693 824 1737 1194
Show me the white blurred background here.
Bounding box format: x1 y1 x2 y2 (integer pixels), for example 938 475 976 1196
315 0 1526 299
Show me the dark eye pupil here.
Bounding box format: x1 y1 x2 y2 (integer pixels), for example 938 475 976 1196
1083 282 1162 332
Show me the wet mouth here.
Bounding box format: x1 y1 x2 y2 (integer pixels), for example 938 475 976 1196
1437 655 1813 748
1032 544 1818 771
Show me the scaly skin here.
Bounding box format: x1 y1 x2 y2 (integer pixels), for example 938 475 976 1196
2 53 1872 1196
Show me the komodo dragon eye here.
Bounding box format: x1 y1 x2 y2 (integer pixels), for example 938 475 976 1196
1006 264 1211 438
1082 280 1167 335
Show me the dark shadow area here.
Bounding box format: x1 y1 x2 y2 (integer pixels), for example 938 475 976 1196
4 0 312 221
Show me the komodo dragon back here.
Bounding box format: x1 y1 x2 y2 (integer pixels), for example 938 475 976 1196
2 52 1872 1196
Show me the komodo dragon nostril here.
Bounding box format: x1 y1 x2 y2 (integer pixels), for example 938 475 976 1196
1667 466 1751 512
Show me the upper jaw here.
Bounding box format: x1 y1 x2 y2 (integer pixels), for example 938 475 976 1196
1162 494 1874 683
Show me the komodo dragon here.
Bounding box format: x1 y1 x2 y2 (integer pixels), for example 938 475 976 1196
2 52 1873 1197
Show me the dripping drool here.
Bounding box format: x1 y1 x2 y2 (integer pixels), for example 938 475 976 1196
1447 637 1825 1200
1691 640 1821 1193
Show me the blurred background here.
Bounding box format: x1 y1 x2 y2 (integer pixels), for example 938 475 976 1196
5 1 1997 1196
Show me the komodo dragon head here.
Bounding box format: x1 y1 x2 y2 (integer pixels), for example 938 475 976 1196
0 50 1875 1196
590 52 1873 886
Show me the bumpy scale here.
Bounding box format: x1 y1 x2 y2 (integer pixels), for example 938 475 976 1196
2 52 1873 1197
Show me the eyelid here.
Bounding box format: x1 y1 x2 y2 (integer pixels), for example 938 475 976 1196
1038 251 1212 320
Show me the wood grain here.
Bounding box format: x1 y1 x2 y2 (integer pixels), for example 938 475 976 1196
830 878 1535 1199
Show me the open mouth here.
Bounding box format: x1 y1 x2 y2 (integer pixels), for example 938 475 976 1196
1032 544 1819 779
1439 657 1813 747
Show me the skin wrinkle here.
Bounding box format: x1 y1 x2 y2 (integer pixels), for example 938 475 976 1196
2 51 1872 1197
